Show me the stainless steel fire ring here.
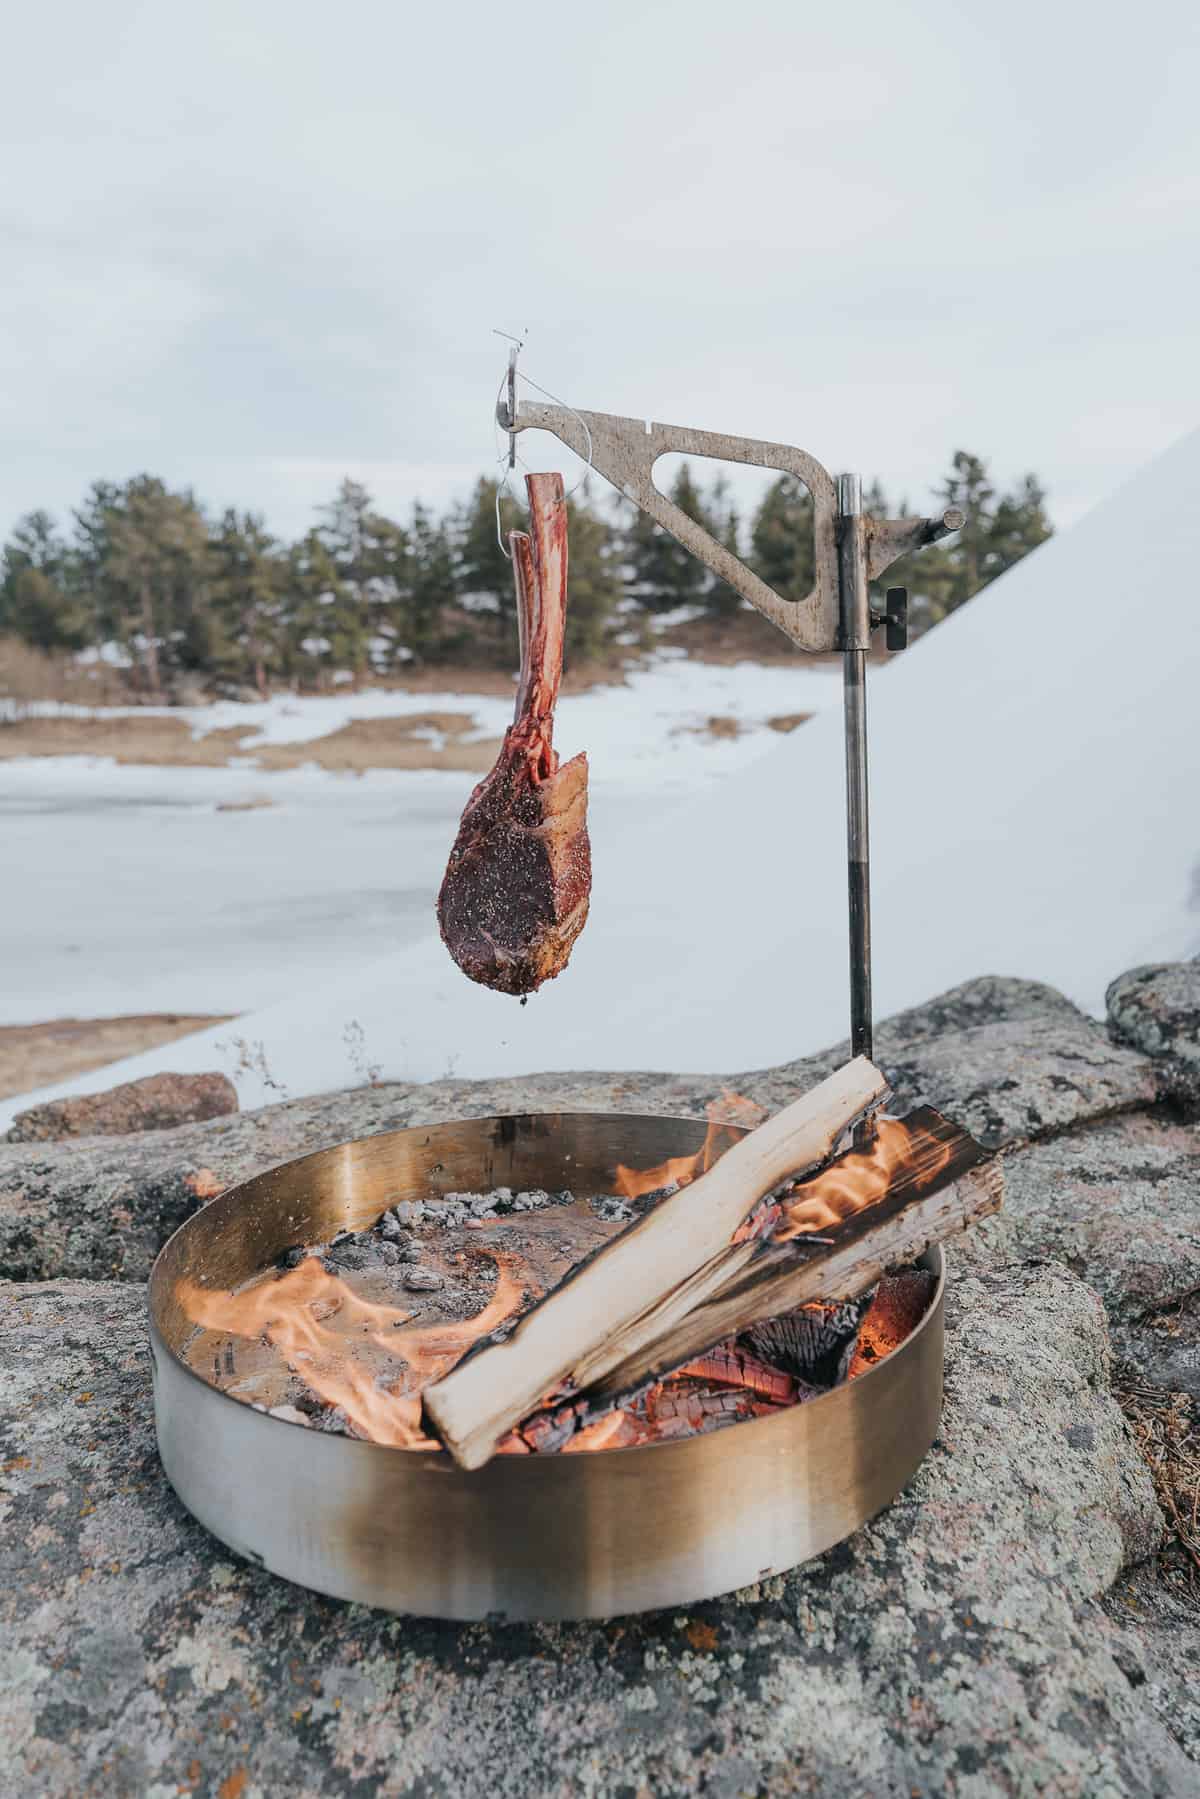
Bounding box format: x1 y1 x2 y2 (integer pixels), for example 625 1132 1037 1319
148 1112 945 1622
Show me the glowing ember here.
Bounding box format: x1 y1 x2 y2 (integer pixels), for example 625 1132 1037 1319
676 1344 797 1404
545 1361 791 1455
562 1410 634 1454
846 1269 937 1379
178 1250 527 1449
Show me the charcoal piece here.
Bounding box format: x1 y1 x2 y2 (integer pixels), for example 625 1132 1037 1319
629 1182 680 1217
744 1297 871 1388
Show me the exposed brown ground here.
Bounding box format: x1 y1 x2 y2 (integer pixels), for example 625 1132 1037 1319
0 711 507 775
658 609 820 663
0 618 837 773
675 711 812 743
0 1015 232 1101
0 684 818 773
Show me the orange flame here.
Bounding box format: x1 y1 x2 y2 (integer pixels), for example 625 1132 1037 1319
612 1089 764 1201
178 1250 526 1449
773 1115 952 1243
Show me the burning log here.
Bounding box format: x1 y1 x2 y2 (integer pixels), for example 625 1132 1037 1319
586 1128 1001 1408
423 1057 889 1469
436 472 591 995
486 1120 998 1457
425 1087 1001 1470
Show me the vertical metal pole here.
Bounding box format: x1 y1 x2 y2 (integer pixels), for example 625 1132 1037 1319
837 473 873 1062
506 347 518 468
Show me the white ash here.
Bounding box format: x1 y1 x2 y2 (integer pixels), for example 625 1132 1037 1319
266 1404 309 1426
398 1187 578 1227
324 1238 403 1273
301 1189 629 1248
591 1195 637 1223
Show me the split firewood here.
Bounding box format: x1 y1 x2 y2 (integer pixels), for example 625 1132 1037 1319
493 1131 998 1456
588 1129 1001 1406
422 1056 890 1469
437 472 590 995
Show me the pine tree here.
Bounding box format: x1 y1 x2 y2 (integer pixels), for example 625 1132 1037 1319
986 474 1052 580
316 479 376 685
101 477 211 699
70 480 123 647
872 456 1054 636
703 474 743 617
363 513 411 675
405 502 457 664
562 487 620 662
209 510 287 693
285 529 349 688
0 511 92 650
936 453 994 612
750 476 816 601
627 463 711 612
454 477 524 667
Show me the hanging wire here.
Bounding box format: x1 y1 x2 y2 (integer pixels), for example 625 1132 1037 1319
489 332 595 558
515 370 594 497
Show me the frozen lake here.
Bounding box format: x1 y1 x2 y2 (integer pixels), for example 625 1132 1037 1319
0 656 839 1034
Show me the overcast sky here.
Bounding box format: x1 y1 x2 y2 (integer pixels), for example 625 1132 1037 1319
4 0 1198 546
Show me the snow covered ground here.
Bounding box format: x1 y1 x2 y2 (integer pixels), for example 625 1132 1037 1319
5 427 1199 1129
0 654 837 1090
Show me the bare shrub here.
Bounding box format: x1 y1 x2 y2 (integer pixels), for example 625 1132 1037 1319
0 636 131 722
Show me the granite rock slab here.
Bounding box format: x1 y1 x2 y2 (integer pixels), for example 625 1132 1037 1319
1107 959 1200 1068
1103 1563 1200 1768
1 1255 1191 1797
7 1071 239 1145
1000 1110 1200 1393
0 976 1161 1283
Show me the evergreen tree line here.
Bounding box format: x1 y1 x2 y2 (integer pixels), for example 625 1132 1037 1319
0 454 1051 700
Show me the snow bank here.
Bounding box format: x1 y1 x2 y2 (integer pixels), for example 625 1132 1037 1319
5 427 1198 1125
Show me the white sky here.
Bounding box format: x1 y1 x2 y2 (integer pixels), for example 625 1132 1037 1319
4 0 1199 545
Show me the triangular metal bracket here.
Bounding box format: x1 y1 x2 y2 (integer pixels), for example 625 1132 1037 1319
503 400 841 653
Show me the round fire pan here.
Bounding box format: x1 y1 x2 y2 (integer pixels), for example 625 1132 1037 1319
148 1112 945 1621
